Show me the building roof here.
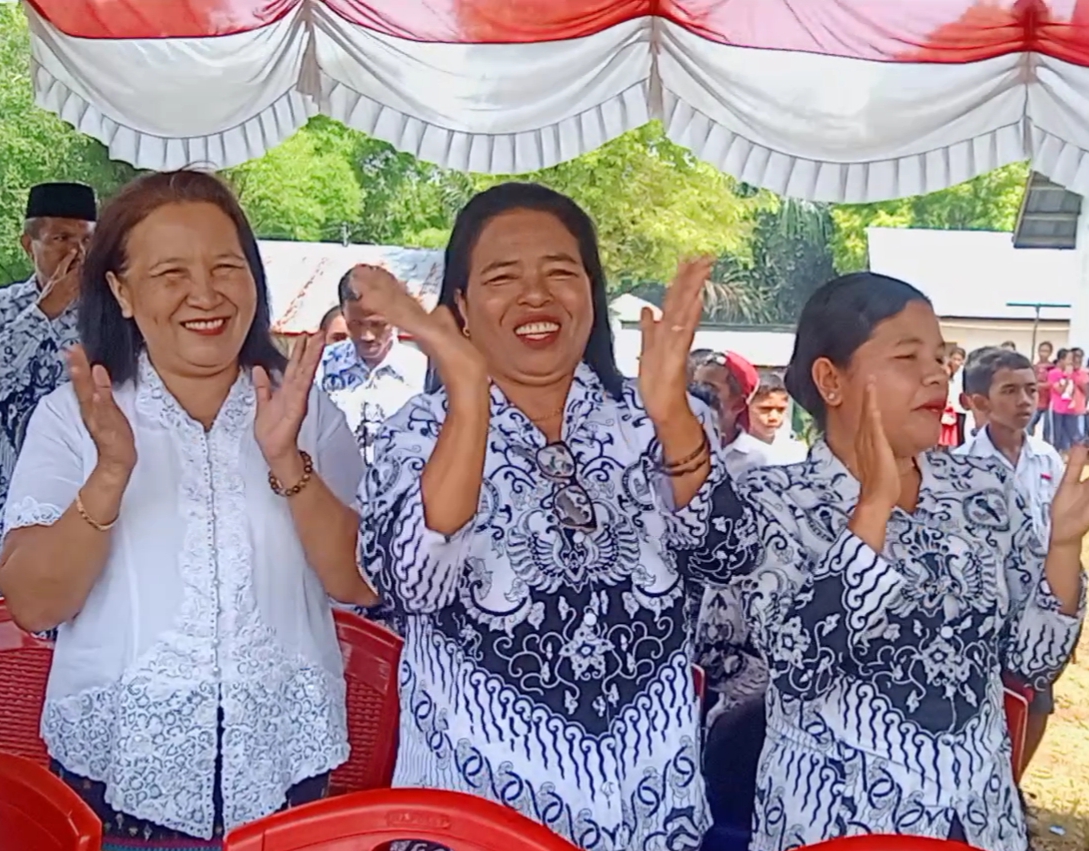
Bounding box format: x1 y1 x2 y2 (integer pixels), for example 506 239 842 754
609 293 661 323
258 240 444 334
866 227 1075 321
1012 172 1082 250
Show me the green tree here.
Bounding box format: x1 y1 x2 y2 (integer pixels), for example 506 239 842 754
830 162 1029 272
476 123 773 288
0 5 137 283
226 116 475 248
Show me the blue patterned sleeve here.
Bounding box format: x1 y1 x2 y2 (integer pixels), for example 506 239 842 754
359 394 475 615
1002 484 1085 691
0 286 57 378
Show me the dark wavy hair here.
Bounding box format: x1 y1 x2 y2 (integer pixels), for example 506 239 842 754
785 272 931 429
78 170 287 384
427 182 624 399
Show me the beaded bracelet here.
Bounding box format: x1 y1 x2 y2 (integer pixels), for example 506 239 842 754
76 492 118 532
268 451 314 497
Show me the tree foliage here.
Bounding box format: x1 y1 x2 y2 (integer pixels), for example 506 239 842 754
476 123 773 285
0 5 137 283
829 162 1030 272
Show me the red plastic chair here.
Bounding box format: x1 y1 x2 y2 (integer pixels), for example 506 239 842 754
1003 680 1033 783
0 751 101 851
693 663 706 705
802 836 974 851
329 608 403 795
0 599 53 766
225 787 581 851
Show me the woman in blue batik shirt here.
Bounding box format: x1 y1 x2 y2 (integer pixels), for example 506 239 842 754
678 273 1089 851
360 183 729 851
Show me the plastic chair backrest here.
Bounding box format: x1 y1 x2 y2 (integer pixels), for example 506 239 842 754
225 787 582 851
693 664 706 704
329 608 403 795
0 751 101 851
801 835 975 851
1004 681 1032 783
0 599 53 766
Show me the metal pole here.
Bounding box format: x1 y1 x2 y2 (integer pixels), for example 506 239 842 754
1031 305 1041 356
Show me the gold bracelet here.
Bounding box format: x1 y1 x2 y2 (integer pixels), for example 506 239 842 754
75 492 118 532
268 451 314 497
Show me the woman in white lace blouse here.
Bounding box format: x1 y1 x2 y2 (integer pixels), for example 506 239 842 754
678 273 1089 851
0 170 376 850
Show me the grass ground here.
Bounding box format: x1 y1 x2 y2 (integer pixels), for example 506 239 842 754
1022 605 1089 850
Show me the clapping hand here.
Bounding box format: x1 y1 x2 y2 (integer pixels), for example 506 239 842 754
854 378 900 513
638 257 713 426
253 333 324 468
68 345 136 476
1049 444 1089 548
350 263 487 392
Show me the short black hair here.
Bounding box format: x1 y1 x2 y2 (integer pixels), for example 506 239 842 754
319 305 342 333
785 272 931 429
688 382 721 414
80 170 286 385
963 348 1033 396
687 348 715 381
337 268 359 306
753 369 787 400
429 182 624 399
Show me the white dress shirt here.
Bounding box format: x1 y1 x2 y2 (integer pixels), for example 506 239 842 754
763 430 809 466
722 429 771 477
318 338 428 462
1 355 363 839
956 426 1064 544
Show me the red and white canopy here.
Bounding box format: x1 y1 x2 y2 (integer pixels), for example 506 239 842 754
20 0 1089 201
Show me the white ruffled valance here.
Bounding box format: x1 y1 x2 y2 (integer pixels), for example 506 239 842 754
22 1 1089 201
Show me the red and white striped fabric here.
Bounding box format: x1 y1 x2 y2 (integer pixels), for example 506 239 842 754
19 0 1089 200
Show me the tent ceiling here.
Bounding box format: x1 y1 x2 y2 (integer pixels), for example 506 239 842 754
20 1 1089 202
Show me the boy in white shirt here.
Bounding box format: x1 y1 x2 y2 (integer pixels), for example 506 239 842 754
956 346 1066 768
748 370 808 465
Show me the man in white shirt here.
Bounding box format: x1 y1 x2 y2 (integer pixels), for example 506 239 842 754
955 347 1065 769
317 265 428 463
748 370 808 465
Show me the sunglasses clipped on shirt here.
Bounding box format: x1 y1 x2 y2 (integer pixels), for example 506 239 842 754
535 441 598 534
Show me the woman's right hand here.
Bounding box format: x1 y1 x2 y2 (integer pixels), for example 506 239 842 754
848 378 898 550
68 346 137 478
351 264 487 393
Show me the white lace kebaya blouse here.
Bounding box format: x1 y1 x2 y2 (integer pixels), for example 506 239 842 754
1 354 362 840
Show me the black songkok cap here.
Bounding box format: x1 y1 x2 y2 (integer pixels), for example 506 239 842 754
25 182 97 222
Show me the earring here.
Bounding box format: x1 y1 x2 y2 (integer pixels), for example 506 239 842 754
827 393 837 402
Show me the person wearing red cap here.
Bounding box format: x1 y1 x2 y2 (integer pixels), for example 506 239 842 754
690 350 770 475
688 349 772 848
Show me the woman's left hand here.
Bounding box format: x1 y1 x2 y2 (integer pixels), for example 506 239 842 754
638 257 713 426
1049 443 1089 548
253 333 324 469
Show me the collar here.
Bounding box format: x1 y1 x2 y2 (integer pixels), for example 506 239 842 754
963 425 1043 462
134 350 254 434
806 438 935 508
724 430 763 456
321 337 406 381
487 362 606 448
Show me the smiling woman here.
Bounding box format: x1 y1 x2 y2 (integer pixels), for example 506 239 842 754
0 170 376 849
